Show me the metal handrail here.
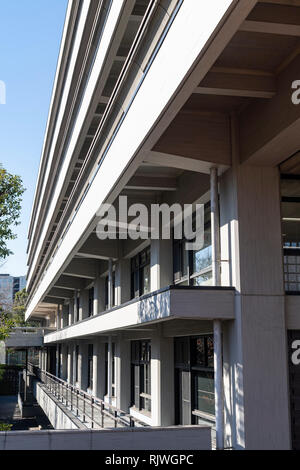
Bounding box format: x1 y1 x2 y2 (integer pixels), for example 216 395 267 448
28 363 146 429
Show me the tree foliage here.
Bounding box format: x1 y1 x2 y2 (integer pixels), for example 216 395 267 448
0 166 25 260
10 288 28 326
0 309 14 341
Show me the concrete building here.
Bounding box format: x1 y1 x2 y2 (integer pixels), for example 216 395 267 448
24 0 300 450
0 274 26 306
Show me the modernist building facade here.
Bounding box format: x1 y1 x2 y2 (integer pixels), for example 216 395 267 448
25 0 300 450
0 274 26 305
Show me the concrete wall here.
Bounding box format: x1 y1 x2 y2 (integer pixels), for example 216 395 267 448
0 425 211 450
33 381 83 430
220 165 291 450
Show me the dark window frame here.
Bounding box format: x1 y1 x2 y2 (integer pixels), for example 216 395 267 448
173 203 212 287
131 247 151 299
174 335 215 424
131 340 151 413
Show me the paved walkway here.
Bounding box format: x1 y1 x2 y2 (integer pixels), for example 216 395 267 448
0 395 53 431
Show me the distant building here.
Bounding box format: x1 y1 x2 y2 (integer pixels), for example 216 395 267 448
0 274 26 306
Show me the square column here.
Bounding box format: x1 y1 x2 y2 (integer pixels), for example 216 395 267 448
79 290 89 321
150 239 173 291
67 343 73 384
61 344 68 381
68 299 74 326
115 335 131 411
72 344 77 386
115 259 131 306
94 276 105 315
151 329 174 426
78 343 88 391
220 163 290 449
92 339 106 399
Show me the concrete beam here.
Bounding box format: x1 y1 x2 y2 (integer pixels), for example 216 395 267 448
195 69 276 99
77 233 119 260
240 20 300 36
48 287 74 299
63 258 99 279
44 296 64 305
54 275 87 290
239 54 300 165
144 151 229 175
152 111 231 165
124 175 177 191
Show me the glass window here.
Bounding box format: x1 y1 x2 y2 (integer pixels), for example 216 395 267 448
175 335 215 423
131 247 151 299
281 177 300 292
173 203 212 286
193 371 215 416
131 340 151 413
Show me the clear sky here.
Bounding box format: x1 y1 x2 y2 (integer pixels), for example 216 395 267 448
0 0 68 277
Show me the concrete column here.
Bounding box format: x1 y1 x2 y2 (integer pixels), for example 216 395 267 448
94 276 106 315
68 299 74 326
38 350 42 369
55 344 59 376
151 330 174 426
211 167 224 450
79 343 88 391
80 291 89 321
115 335 131 411
93 340 106 399
108 259 113 309
72 344 77 386
67 344 73 384
107 336 113 403
74 292 79 323
219 157 290 449
115 259 131 306
56 305 60 330
150 239 173 292
41 350 45 371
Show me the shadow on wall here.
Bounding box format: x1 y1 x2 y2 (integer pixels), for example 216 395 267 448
137 291 170 324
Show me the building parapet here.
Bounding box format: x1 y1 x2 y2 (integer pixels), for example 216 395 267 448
44 285 235 343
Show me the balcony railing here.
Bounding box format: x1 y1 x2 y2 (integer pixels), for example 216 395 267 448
5 327 56 348
28 363 147 430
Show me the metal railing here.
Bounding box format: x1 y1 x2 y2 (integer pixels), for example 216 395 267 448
28 363 147 430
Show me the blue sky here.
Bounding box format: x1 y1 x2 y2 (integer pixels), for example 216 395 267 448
0 0 67 276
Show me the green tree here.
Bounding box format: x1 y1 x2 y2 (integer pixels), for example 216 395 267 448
10 288 28 326
0 166 25 260
8 289 38 327
0 308 14 341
